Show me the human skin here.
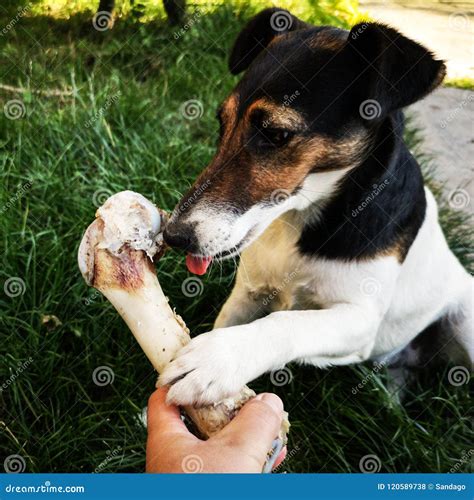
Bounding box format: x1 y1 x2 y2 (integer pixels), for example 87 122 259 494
146 387 287 473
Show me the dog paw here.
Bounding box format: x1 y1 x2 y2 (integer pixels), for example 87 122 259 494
159 328 253 406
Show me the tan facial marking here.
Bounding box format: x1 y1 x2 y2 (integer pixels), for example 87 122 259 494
308 30 347 51
219 93 239 142
246 98 305 130
285 131 368 183
186 88 370 211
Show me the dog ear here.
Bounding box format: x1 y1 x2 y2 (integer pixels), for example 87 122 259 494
229 8 309 75
346 22 446 118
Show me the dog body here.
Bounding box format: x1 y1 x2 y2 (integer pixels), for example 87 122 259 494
161 9 472 406
216 186 471 365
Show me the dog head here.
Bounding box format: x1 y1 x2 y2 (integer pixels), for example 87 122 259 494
164 8 445 273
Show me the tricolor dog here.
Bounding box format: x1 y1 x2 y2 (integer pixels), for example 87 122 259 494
160 8 473 406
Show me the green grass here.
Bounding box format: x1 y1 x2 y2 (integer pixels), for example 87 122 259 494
444 77 474 91
0 0 472 473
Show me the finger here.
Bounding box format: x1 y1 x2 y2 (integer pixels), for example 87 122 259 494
214 393 284 463
147 387 193 438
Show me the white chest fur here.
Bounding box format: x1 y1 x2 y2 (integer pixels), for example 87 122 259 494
232 188 472 360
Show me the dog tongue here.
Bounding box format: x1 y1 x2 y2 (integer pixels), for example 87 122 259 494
186 254 212 275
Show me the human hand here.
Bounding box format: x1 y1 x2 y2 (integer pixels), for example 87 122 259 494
146 387 287 473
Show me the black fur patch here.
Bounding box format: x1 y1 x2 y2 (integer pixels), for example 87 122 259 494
298 112 427 262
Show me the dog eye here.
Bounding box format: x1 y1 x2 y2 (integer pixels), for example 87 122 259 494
257 128 292 148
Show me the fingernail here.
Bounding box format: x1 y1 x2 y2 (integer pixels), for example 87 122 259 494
255 393 283 414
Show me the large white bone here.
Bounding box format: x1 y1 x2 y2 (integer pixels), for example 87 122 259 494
78 191 289 439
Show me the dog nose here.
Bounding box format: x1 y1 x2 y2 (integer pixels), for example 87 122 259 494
163 223 197 251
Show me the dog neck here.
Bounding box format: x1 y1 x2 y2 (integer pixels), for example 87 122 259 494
296 112 427 263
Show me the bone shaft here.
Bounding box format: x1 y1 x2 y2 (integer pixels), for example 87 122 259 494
98 267 254 439
99 270 189 374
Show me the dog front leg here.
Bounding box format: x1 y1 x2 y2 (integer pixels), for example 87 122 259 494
214 283 267 329
162 303 380 406
248 304 380 369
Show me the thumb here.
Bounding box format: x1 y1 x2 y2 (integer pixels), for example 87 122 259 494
214 393 284 465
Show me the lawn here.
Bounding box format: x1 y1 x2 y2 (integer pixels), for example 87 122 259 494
0 0 472 473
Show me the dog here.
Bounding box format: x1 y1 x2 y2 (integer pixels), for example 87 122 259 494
160 8 473 407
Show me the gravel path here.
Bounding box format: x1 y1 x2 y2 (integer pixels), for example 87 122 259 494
409 87 473 206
